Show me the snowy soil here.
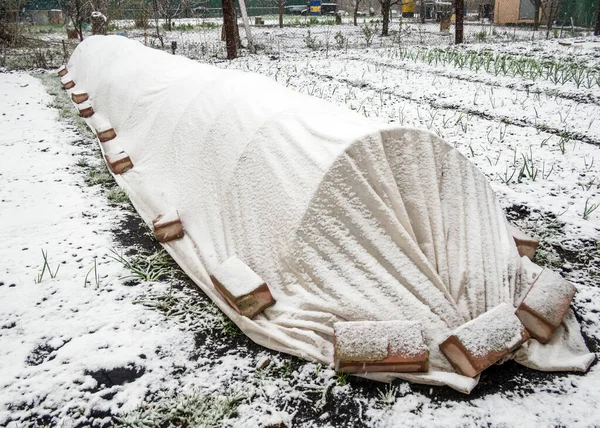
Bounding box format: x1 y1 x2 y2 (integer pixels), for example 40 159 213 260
1 36 600 427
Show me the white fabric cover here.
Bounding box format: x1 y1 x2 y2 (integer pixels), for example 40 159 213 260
65 36 594 393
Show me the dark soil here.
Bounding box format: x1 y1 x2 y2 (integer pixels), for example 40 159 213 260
112 212 161 255
85 364 147 391
26 338 71 366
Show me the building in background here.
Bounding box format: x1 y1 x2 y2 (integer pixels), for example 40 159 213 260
402 0 415 17
494 0 533 24
494 0 599 27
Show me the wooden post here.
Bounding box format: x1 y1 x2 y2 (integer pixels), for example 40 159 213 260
238 0 255 53
455 0 464 44
533 0 541 31
222 0 238 59
62 40 68 62
545 0 554 39
278 0 284 28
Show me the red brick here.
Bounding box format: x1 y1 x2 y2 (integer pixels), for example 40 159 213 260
210 257 275 319
57 65 68 77
79 105 94 118
439 303 529 377
509 225 539 260
334 321 429 374
97 128 116 143
104 152 133 175
516 269 576 344
71 91 89 104
152 209 184 243
213 280 275 319
62 80 75 90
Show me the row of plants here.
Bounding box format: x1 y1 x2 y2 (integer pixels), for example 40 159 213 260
392 46 600 89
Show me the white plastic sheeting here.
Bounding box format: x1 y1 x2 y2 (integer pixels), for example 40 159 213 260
65 36 594 393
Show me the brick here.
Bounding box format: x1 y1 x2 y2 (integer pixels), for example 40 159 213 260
78 102 95 118
104 152 133 175
97 127 116 142
210 257 275 319
509 225 539 260
57 65 68 77
62 79 75 90
440 303 529 377
334 321 429 374
71 91 89 104
152 209 184 243
516 269 576 344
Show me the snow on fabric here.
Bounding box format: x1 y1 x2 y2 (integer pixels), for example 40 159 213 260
65 35 594 393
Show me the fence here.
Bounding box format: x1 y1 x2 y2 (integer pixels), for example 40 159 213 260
99 8 596 58
1 0 598 69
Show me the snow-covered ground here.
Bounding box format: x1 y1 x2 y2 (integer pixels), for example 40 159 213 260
1 33 600 427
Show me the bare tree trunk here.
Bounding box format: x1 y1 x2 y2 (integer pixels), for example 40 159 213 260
278 0 284 28
381 1 390 35
152 0 164 47
182 0 190 17
455 0 464 44
379 0 399 35
222 0 237 59
420 0 425 23
353 0 360 25
595 0 600 36
75 0 84 40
